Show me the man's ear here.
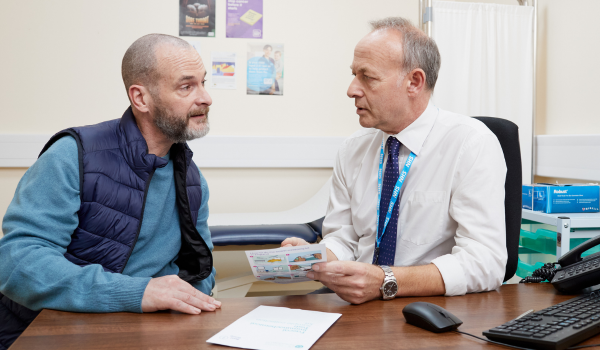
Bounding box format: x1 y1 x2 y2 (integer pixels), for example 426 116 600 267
406 68 427 97
129 85 152 113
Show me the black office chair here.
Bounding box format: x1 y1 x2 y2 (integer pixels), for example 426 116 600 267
473 116 522 282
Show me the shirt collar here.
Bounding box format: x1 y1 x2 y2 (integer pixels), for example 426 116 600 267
383 102 438 156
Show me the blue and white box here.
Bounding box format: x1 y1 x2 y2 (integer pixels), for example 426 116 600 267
522 184 600 213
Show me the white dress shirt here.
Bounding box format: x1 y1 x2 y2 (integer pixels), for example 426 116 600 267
322 104 508 296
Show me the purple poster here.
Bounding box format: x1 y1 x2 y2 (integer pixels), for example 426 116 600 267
226 0 263 39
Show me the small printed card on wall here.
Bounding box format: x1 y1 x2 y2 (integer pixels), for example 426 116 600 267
211 52 236 89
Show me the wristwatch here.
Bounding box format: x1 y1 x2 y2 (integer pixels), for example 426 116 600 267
379 265 398 300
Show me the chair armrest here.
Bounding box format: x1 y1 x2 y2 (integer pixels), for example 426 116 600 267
210 224 319 246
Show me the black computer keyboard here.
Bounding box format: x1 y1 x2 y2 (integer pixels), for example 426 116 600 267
483 291 600 350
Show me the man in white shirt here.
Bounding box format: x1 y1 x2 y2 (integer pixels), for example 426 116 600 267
282 17 507 304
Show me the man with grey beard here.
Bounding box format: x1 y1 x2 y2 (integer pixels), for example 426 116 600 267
0 34 219 348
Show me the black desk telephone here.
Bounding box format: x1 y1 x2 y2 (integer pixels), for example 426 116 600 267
551 234 600 293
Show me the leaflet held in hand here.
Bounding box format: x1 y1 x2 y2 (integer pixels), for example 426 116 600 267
206 305 341 350
245 244 327 284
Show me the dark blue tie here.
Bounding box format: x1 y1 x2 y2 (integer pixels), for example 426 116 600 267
373 136 401 266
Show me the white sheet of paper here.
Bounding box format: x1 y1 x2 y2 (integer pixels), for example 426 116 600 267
206 305 341 350
245 244 327 283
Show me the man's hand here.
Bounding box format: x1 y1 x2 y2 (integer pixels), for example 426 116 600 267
281 237 310 247
307 261 384 304
142 275 221 314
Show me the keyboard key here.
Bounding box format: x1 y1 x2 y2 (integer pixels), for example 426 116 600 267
541 331 552 335
533 333 547 338
545 310 562 316
574 324 583 329
490 328 511 333
511 331 534 337
558 322 570 326
579 313 592 319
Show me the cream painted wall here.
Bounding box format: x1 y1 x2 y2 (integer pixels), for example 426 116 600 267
0 0 419 237
2 0 600 234
529 0 600 184
0 0 418 134
534 0 600 136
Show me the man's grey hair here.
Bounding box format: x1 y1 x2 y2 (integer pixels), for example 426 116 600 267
122 34 192 96
370 17 441 91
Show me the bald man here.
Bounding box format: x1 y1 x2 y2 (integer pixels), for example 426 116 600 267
0 34 219 348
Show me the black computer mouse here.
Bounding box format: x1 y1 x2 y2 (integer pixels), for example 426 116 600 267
402 302 463 333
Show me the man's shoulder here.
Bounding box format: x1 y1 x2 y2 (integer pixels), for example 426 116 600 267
40 135 79 163
341 128 380 149
29 134 80 190
435 108 497 140
72 119 122 153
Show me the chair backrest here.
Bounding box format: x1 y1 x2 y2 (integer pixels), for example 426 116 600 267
473 117 522 282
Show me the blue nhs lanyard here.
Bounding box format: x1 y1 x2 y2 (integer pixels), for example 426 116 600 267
375 139 416 252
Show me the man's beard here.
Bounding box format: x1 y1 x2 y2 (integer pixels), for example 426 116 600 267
153 103 210 144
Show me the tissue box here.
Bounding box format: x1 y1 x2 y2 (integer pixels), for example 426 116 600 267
522 184 600 213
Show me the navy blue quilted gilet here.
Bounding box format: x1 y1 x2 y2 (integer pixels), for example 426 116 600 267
0 108 212 349
41 107 213 278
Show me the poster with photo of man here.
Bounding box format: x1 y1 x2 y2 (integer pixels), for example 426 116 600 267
246 43 284 95
179 0 216 37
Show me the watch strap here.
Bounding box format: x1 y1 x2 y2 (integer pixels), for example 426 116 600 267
379 265 398 300
380 265 394 279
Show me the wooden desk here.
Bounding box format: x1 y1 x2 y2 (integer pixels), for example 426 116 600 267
12 284 600 349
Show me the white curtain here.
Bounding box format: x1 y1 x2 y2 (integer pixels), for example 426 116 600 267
431 1 534 183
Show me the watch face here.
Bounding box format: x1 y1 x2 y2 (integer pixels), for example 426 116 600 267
383 281 398 297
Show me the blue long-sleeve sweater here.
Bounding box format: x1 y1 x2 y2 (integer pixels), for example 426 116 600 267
0 136 216 313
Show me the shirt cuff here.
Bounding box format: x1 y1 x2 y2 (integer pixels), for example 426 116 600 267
431 254 468 296
108 277 151 313
322 238 355 261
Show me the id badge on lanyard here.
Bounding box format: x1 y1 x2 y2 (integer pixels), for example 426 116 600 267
374 138 416 265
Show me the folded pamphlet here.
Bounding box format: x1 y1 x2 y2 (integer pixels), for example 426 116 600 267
245 244 327 284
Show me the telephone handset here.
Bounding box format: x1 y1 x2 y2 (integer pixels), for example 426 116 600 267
551 234 600 293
